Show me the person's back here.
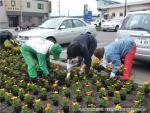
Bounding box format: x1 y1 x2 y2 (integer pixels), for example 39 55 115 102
105 37 135 58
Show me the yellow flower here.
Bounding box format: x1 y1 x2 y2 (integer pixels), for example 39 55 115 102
45 103 52 111
53 91 58 94
35 99 41 103
101 87 105 91
115 104 122 108
62 87 67 90
144 81 150 85
19 88 23 92
19 80 23 83
103 97 108 100
72 101 78 106
22 104 28 109
115 91 120 94
85 91 93 95
11 96 17 100
128 110 135 113
24 93 29 97
76 89 81 92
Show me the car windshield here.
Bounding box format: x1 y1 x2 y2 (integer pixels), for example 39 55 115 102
124 14 150 31
39 18 63 29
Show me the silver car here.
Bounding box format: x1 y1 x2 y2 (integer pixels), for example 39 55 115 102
116 10 150 61
17 17 97 44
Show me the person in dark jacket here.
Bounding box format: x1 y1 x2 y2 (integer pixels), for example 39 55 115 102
66 32 97 78
94 37 136 80
0 30 17 49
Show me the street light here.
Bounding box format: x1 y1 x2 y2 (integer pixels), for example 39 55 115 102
124 0 127 16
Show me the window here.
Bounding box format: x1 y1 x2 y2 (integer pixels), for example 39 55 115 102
124 14 150 31
120 12 123 17
72 19 86 28
27 2 30 8
11 0 16 6
112 13 115 17
23 16 31 22
37 3 44 9
0 0 3 6
61 20 73 29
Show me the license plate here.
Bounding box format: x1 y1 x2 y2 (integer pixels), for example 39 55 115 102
134 37 150 46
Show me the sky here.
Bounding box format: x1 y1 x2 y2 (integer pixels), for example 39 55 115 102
49 0 144 16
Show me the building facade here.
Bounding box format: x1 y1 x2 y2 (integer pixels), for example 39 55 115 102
97 0 150 19
4 0 50 27
0 0 8 28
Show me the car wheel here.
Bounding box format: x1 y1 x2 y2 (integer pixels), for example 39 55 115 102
46 37 56 43
115 26 119 32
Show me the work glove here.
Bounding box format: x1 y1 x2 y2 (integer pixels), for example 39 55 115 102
78 68 84 75
66 63 71 78
110 72 116 78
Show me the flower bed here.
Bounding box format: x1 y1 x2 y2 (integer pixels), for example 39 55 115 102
0 47 150 113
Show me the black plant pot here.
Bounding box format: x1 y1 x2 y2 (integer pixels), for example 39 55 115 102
114 101 120 105
53 100 59 106
33 90 39 95
115 85 121 91
14 106 21 113
13 91 18 96
63 106 69 113
6 101 11 106
27 101 33 108
76 96 82 102
108 91 114 97
19 95 24 101
36 108 44 113
144 89 150 94
65 93 70 98
40 95 47 101
0 97 5 102
120 94 126 101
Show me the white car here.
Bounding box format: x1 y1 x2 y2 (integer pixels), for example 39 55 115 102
91 19 105 27
101 18 123 32
116 10 150 61
17 17 97 44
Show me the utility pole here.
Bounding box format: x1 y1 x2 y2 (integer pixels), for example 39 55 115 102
67 9 69 16
20 0 23 27
124 0 127 16
58 0 60 16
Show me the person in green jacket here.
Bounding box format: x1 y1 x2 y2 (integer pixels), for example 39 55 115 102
20 38 62 79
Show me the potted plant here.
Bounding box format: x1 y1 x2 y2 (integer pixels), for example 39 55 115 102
51 92 59 106
99 97 108 108
65 77 71 87
61 97 69 113
27 83 39 95
136 91 144 102
24 93 34 108
52 81 59 91
85 95 94 106
113 104 122 113
71 101 80 113
120 87 127 101
39 87 47 100
43 80 51 92
18 88 25 101
144 81 150 94
0 88 5 102
75 88 82 102
98 87 107 98
21 104 32 113
11 96 21 113
62 86 70 98
107 85 114 97
113 91 121 105
4 92 13 106
18 80 26 88
33 99 44 113
44 103 55 113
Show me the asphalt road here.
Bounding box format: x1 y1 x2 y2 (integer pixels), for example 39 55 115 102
61 31 150 84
